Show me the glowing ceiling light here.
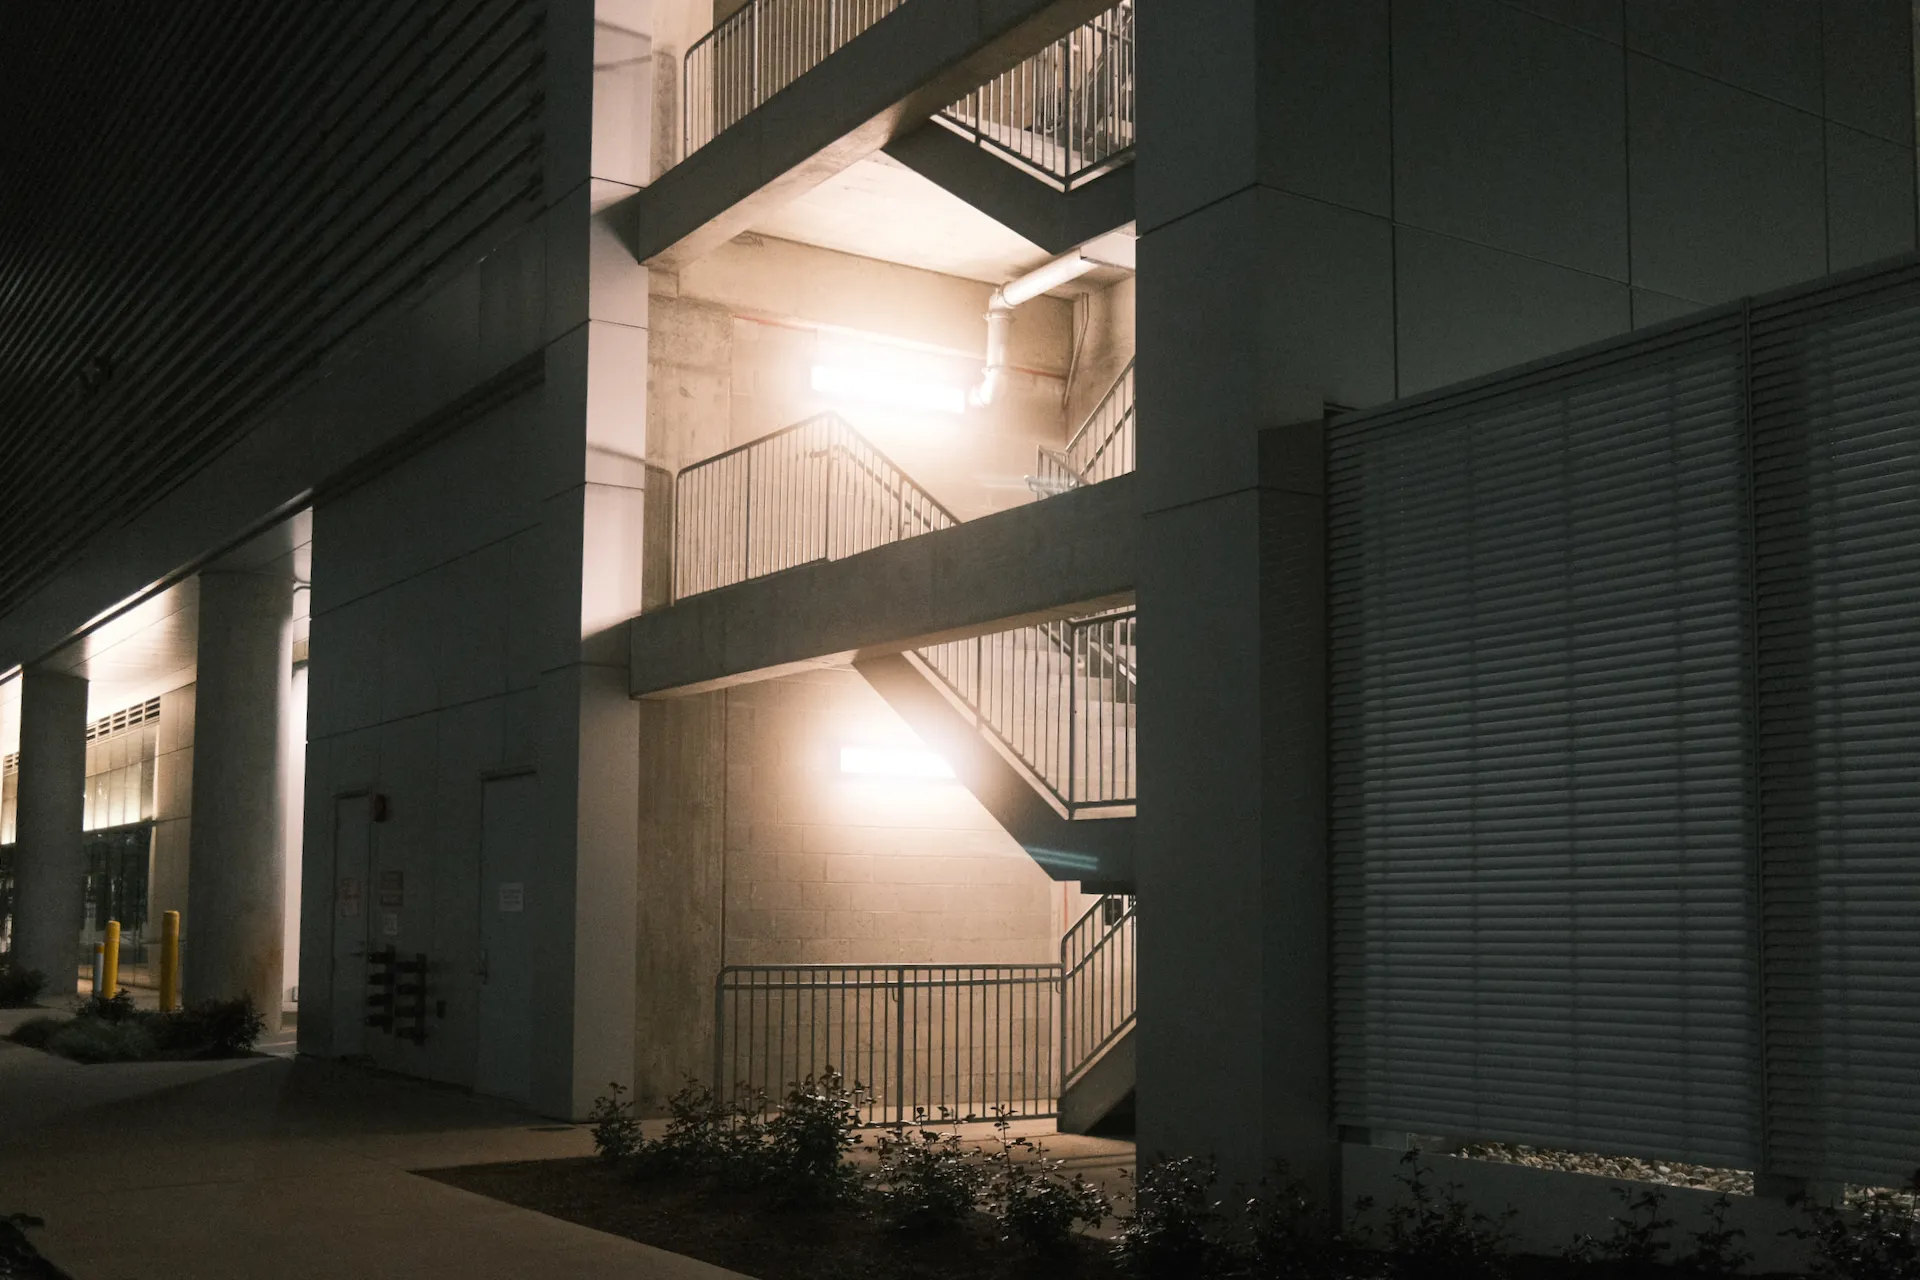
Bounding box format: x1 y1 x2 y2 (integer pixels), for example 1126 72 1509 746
839 745 956 780
811 364 966 416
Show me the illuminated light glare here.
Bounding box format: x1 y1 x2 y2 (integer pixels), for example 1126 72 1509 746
811 364 966 416
839 745 956 780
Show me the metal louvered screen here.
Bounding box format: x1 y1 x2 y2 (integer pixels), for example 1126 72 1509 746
0 1 546 622
1751 272 1920 1186
1328 317 1760 1167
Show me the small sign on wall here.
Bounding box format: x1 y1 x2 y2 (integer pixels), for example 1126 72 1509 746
338 877 362 918
379 870 405 907
497 882 525 914
381 911 400 938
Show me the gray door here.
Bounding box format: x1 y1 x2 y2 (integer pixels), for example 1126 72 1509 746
475 772 537 1104
328 793 373 1058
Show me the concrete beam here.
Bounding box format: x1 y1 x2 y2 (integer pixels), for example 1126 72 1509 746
629 474 1138 698
883 125 1134 255
627 0 1118 268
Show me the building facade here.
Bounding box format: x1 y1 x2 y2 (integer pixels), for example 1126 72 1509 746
3 0 1919 1242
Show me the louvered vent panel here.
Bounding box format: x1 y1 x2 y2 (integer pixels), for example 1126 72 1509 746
0 1 546 621
1750 267 1920 1186
1327 319 1759 1166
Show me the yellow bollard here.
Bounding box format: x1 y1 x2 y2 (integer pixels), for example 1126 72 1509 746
159 911 180 1013
101 919 121 1002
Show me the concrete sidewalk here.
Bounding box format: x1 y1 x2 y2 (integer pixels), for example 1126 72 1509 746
0 1028 748 1279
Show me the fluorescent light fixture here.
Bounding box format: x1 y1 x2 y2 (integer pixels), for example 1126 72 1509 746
812 364 966 416
839 745 955 780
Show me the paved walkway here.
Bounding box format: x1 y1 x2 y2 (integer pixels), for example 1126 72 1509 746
0 1011 747 1279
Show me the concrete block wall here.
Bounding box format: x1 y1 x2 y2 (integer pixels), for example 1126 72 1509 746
649 234 1077 522
721 669 1060 966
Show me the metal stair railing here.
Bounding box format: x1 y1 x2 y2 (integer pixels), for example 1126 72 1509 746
1032 358 1136 498
672 412 957 601
684 0 907 159
936 1 1136 190
1061 893 1136 1090
712 963 1060 1125
914 609 1136 813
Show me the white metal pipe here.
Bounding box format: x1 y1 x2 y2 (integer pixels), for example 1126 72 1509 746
972 250 1106 407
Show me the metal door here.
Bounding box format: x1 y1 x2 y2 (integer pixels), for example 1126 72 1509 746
474 771 537 1104
328 793 373 1058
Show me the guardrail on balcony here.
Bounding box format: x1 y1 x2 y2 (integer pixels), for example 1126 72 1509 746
712 964 1061 1125
1061 893 1135 1089
673 412 957 601
684 0 906 158
1032 358 1135 497
936 1 1136 190
914 609 1137 813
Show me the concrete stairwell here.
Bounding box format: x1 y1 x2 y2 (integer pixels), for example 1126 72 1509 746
854 652 1133 892
1061 1025 1135 1134
883 123 1133 255
1058 893 1136 1133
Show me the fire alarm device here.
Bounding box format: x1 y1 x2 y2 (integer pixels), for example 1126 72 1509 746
371 793 390 823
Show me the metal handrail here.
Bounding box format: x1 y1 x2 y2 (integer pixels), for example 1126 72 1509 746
713 963 1061 1126
936 1 1136 190
672 412 957 601
1061 894 1135 1088
914 609 1137 812
1028 359 1136 499
683 0 907 158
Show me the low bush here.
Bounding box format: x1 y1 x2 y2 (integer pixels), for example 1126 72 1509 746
1566 1185 1674 1272
1361 1151 1517 1280
0 960 47 1008
1678 1194 1752 1278
1242 1159 1360 1279
5 1016 65 1050
2 993 262 1063
1789 1172 1920 1280
873 1110 987 1231
983 1110 1108 1256
154 997 266 1057
46 1014 156 1064
763 1069 865 1204
1115 1155 1235 1279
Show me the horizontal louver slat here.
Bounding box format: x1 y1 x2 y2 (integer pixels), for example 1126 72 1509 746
1327 319 1759 1167
0 0 546 620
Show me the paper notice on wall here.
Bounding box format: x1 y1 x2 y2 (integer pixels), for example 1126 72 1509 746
497 882 525 913
378 870 405 907
338 877 362 918
381 911 400 938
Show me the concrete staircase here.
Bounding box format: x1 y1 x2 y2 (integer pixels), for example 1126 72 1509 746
854 651 1133 891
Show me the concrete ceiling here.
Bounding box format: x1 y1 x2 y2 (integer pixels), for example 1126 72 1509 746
0 510 314 748
750 152 1059 286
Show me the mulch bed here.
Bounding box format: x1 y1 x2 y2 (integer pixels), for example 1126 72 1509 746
426 1157 1799 1280
424 1157 1123 1280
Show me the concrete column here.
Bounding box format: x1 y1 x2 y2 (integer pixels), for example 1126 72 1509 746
11 669 89 995
1132 1 1392 1197
185 569 293 1024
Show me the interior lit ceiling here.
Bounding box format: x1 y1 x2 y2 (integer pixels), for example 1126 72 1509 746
750 151 1066 287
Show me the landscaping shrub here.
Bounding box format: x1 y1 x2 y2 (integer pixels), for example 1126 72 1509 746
154 997 265 1057
762 1069 864 1204
0 960 47 1008
5 1017 64 1051
46 1014 156 1064
1366 1151 1515 1280
1242 1160 1359 1280
1788 1172 1920 1280
873 1110 987 1231
1115 1155 1235 1279
1678 1194 1752 1278
1566 1185 1674 1272
588 1082 646 1162
2 993 261 1063
982 1110 1107 1256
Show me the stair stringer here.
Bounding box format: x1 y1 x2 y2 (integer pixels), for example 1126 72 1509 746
854 652 1134 892
1059 1023 1135 1134
883 124 1134 255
